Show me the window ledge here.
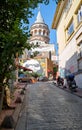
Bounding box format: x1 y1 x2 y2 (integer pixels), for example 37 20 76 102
76 21 82 30
67 31 74 41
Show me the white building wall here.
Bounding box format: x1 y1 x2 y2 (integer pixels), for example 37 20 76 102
59 27 82 88
75 74 82 88
59 36 77 71
52 0 82 88
57 12 66 55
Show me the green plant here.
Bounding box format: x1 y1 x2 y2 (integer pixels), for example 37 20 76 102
31 72 39 78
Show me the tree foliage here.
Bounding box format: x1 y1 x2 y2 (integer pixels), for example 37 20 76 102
0 0 61 111
0 0 61 82
0 0 48 111
0 0 52 83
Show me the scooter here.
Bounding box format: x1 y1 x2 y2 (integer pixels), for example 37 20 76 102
67 74 78 92
57 76 64 86
68 80 77 92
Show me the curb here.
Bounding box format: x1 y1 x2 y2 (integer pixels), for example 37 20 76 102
13 95 25 129
57 85 82 98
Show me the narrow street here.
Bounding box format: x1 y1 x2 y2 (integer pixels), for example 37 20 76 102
15 81 82 130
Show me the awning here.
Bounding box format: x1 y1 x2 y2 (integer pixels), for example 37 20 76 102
18 65 33 71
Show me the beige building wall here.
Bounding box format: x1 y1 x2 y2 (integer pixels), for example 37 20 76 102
52 0 82 88
57 13 66 55
64 0 81 29
57 0 82 54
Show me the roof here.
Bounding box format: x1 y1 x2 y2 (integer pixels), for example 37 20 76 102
35 11 45 23
52 0 66 29
18 65 33 71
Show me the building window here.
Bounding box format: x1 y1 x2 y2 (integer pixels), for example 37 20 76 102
67 21 74 36
36 42 38 44
78 43 82 58
47 31 49 36
77 5 82 24
65 0 73 13
77 42 82 71
31 31 33 36
43 30 45 35
78 58 82 71
39 25 42 28
39 30 41 35
34 30 37 35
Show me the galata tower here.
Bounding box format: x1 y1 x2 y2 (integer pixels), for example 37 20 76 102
30 10 50 45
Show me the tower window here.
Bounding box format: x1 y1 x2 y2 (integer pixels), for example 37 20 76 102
47 31 49 36
43 30 46 35
31 31 33 36
34 30 37 35
39 30 41 35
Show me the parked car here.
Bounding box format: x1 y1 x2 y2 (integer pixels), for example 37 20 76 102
18 74 32 83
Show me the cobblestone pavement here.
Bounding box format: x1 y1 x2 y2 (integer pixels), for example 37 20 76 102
15 81 82 130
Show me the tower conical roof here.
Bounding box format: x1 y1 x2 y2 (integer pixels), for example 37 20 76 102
35 11 44 23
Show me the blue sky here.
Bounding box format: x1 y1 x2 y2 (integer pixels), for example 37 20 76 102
28 1 57 45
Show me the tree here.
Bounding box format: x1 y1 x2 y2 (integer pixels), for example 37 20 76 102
0 0 61 111
0 0 45 111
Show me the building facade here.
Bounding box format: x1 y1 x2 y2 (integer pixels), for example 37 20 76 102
52 0 82 88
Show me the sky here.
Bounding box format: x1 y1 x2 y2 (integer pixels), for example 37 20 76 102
28 1 57 47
